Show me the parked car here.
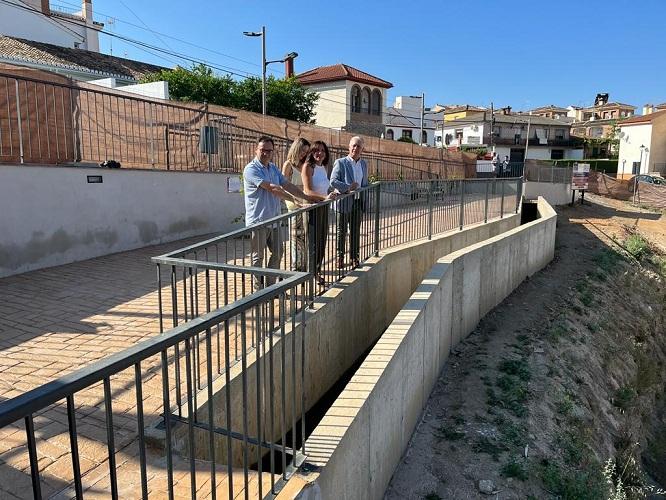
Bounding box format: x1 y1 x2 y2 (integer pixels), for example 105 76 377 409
628 174 665 191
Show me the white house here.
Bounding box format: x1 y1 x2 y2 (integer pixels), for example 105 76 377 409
296 63 392 137
435 112 584 162
0 0 102 52
616 110 666 179
384 96 440 146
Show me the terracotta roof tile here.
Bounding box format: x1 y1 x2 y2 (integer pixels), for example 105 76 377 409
0 35 167 81
618 109 666 126
296 63 392 88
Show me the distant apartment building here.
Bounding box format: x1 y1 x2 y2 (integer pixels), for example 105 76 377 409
0 0 102 52
296 63 392 137
384 96 440 146
431 104 486 122
435 111 583 162
528 105 570 120
616 110 666 179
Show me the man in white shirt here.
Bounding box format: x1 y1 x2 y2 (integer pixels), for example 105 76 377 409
330 136 369 269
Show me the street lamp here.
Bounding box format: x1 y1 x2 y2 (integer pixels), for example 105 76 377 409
243 27 298 116
638 144 645 174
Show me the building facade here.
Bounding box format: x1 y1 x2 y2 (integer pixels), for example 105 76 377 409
435 113 583 161
296 64 392 136
384 96 439 146
617 110 666 179
0 0 102 52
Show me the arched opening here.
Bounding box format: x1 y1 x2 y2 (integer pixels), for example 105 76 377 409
351 85 361 113
421 130 428 144
371 89 382 116
386 129 394 140
361 87 371 114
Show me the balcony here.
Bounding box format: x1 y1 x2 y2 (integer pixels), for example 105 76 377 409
490 137 582 148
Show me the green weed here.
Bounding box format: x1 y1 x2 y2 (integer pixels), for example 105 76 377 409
612 386 636 412
624 234 651 260
501 457 528 480
472 435 508 461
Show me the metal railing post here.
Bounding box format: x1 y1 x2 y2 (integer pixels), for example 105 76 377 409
500 179 505 218
516 178 522 214
374 183 381 256
427 180 434 240
458 179 465 230
484 180 489 223
14 80 24 164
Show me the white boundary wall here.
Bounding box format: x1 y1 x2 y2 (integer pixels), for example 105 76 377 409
0 165 244 277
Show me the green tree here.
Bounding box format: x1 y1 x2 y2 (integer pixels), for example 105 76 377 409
397 136 417 144
141 65 318 123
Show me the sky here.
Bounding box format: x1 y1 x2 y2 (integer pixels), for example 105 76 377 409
56 0 666 112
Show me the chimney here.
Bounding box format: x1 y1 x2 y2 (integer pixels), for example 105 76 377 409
285 57 294 79
642 104 654 115
41 0 49 14
82 0 92 20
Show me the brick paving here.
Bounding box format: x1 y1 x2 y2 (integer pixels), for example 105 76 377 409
0 193 513 498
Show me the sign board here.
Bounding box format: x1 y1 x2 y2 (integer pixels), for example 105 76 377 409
572 163 590 190
227 176 242 193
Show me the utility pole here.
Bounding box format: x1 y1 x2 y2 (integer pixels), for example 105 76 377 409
419 92 425 146
524 117 532 170
490 102 494 152
261 26 266 115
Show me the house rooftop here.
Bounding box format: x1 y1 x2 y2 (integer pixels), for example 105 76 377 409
0 35 167 81
582 101 636 111
445 113 572 127
529 105 569 114
617 109 666 126
296 63 393 88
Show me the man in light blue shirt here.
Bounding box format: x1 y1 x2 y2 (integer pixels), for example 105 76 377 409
243 136 314 289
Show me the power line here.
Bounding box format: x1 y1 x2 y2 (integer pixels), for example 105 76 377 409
50 0 283 75
117 0 173 52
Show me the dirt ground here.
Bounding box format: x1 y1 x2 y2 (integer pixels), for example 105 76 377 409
385 194 666 500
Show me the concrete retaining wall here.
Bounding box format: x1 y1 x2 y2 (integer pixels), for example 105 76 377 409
171 213 521 466
524 180 572 206
0 164 245 277
280 197 556 499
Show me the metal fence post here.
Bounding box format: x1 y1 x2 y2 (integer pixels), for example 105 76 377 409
458 179 465 230
500 179 505 218
427 180 434 240
515 178 522 214
374 183 381 256
14 80 24 164
484 180 489 223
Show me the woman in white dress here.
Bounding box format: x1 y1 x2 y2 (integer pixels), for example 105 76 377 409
281 138 310 271
301 141 336 286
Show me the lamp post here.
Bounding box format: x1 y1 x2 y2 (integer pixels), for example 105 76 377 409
634 144 645 204
243 27 298 116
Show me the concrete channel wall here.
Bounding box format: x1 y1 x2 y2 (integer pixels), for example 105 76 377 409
170 213 521 466
279 198 556 499
0 164 245 277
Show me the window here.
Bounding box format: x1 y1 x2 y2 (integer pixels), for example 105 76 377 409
402 130 413 139
551 149 564 160
435 134 442 143
555 128 565 140
386 129 394 140
514 133 521 145
371 89 382 116
493 125 501 137
422 130 428 144
361 87 371 114
351 85 361 113
455 128 463 142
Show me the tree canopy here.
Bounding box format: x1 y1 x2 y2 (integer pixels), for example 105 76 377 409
141 64 319 123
